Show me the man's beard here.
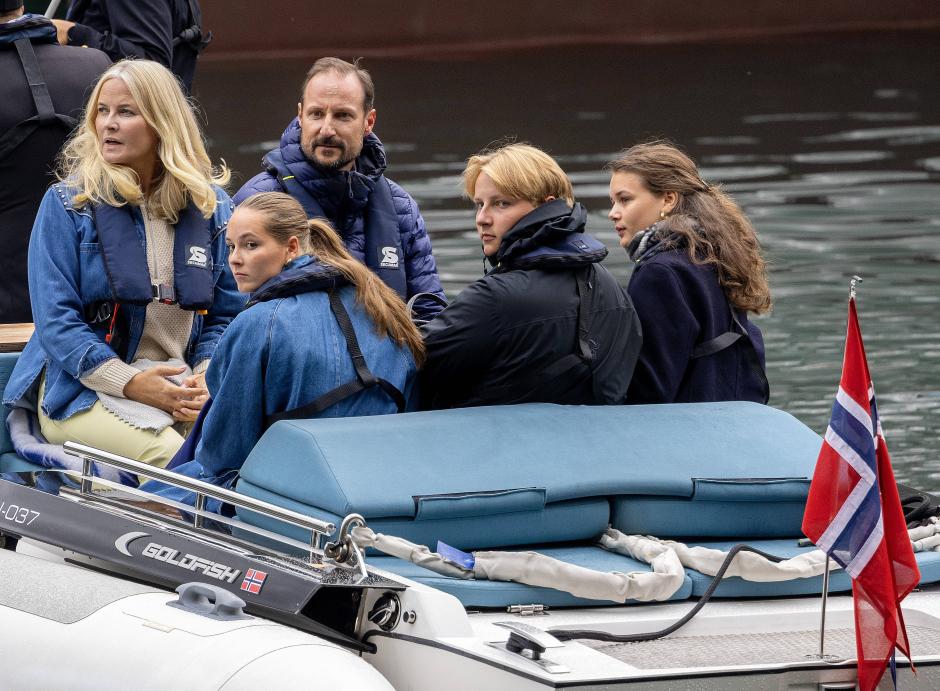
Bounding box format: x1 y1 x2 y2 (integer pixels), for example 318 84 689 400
303 136 355 172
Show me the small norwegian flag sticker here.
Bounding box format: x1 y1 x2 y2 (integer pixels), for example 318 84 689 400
240 568 267 594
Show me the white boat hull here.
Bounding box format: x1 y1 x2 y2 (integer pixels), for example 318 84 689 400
360 567 940 689
0 546 394 691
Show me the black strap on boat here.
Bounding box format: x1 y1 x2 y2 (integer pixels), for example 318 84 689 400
264 291 406 428
898 482 940 528
0 38 78 161
550 543 785 643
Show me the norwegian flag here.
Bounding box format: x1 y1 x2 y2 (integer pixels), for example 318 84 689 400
802 297 920 691
240 568 268 595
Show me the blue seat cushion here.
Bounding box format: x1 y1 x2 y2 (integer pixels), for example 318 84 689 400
612 478 811 538
237 478 609 550
368 544 694 609
684 539 940 597
236 402 823 547
0 452 40 474
0 352 20 455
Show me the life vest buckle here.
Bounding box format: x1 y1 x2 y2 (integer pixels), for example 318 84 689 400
152 283 176 305
86 301 113 325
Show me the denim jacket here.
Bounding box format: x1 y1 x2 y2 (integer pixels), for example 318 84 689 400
2 183 241 420
154 255 418 506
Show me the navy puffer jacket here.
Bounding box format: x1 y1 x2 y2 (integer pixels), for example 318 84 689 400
234 119 445 319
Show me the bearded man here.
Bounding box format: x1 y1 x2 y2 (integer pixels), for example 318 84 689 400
235 57 445 319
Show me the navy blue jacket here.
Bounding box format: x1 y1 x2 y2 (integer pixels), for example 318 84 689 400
65 0 203 91
234 120 445 320
421 200 641 408
626 245 768 404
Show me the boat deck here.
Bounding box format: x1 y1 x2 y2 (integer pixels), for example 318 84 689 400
583 625 940 669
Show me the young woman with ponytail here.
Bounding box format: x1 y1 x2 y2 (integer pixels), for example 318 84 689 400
607 141 771 404
155 191 423 506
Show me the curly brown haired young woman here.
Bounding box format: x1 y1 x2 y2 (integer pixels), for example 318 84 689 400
608 141 771 404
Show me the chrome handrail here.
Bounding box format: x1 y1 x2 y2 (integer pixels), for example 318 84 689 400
63 441 336 558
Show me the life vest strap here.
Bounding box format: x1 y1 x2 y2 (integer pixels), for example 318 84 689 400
690 304 770 404
264 290 406 428
468 266 597 405
0 38 77 161
14 38 55 125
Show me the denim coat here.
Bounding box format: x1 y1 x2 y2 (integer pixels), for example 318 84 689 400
156 255 419 505
2 183 241 420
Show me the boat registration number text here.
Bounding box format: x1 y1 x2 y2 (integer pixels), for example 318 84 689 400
0 502 40 526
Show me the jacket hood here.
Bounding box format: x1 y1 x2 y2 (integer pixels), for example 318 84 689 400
0 14 57 45
246 255 349 307
493 199 608 271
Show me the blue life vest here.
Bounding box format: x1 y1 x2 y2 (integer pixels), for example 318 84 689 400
262 149 408 299
93 202 215 311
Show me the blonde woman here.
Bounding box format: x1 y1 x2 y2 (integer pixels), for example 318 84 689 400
3 59 240 474
607 141 771 404
151 192 422 507
420 143 641 409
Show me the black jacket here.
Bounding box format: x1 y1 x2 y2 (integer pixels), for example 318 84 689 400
626 235 768 404
66 0 204 91
0 14 110 323
420 200 641 408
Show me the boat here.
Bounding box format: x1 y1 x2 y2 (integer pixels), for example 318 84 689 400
3 343 940 690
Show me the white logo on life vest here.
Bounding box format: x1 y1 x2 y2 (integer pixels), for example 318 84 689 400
380 246 399 269
187 245 209 268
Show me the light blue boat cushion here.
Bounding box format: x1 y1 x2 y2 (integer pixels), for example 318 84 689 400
0 452 42 474
612 478 811 538
367 545 694 608
0 352 38 472
684 539 940 597
0 352 19 455
235 402 823 549
237 478 610 551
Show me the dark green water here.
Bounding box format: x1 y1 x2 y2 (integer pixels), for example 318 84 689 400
197 33 940 487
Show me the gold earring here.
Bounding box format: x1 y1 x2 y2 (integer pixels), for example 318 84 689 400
659 209 667 220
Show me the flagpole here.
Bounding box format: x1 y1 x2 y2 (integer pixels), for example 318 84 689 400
850 274 862 300
807 275 864 664
819 555 831 658
815 276 862 658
